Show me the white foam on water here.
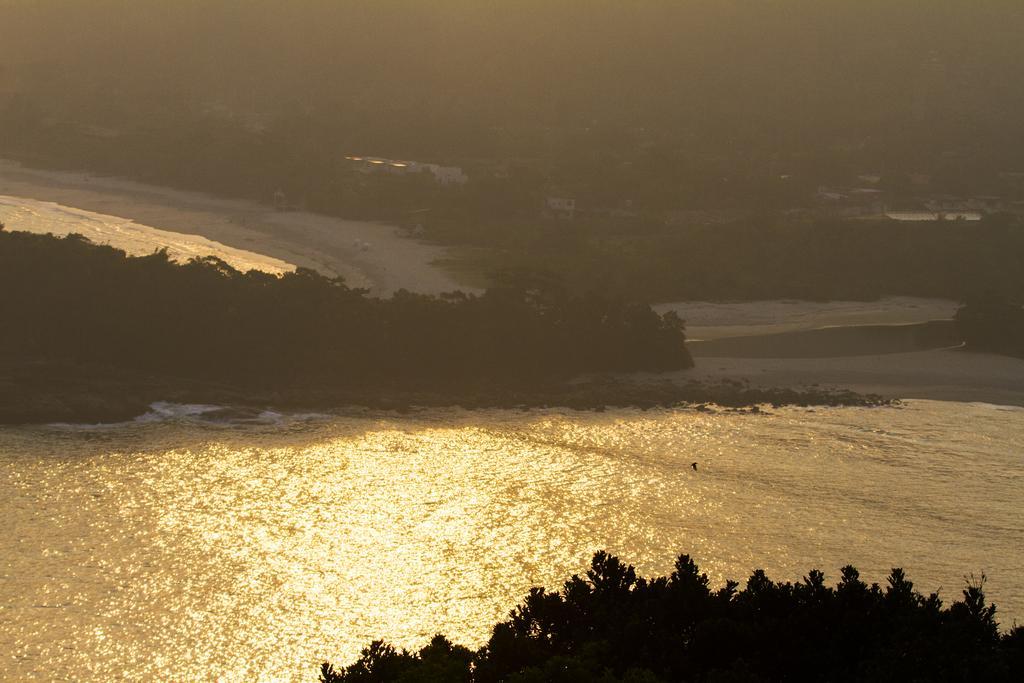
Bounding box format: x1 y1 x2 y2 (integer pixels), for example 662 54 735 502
135 401 226 423
46 402 332 430
965 401 1024 412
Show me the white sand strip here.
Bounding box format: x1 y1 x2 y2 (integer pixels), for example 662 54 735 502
0 160 472 297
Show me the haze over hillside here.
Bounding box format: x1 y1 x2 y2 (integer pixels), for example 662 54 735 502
3 0 1024 188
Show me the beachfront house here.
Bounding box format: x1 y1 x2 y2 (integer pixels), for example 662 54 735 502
345 156 468 186
544 196 576 220
816 185 886 218
885 210 983 222
424 164 469 186
924 196 1005 215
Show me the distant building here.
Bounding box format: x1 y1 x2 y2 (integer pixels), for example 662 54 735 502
924 196 969 213
923 196 1004 215
816 186 886 218
422 163 469 186
886 210 982 222
489 163 512 180
971 196 1005 214
346 156 407 175
586 199 639 220
344 156 468 186
544 196 576 220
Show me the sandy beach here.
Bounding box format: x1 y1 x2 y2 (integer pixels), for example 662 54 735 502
656 298 961 341
676 325 1024 407
682 348 1024 407
650 297 1024 405
0 159 470 297
653 298 1024 405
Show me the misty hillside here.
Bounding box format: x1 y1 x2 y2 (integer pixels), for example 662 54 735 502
2 0 1023 175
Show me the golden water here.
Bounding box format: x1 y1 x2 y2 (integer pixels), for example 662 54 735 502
2 401 1022 681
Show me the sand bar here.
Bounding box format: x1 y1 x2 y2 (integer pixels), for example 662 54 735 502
657 298 960 341
637 348 1024 407
0 159 471 297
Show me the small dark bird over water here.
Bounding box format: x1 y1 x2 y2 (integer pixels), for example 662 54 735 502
691 462 698 471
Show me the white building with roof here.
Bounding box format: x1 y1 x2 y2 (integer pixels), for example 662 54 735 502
345 156 468 186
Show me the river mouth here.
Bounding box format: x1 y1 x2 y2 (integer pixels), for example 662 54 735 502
687 320 961 358
2 400 1022 681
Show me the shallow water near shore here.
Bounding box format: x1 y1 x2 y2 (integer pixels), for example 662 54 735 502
2 400 1023 681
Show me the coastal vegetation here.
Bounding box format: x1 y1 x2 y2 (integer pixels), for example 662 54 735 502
0 230 895 424
0 228 689 380
422 212 1024 302
320 551 1023 682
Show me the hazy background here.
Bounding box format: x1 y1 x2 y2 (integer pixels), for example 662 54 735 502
3 0 1023 178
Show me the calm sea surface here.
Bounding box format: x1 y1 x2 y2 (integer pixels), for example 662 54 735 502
2 401 1022 681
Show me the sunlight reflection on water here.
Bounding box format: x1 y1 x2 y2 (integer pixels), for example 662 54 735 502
2 401 1022 680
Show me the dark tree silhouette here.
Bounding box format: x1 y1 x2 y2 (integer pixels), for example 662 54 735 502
0 230 692 389
321 551 1023 682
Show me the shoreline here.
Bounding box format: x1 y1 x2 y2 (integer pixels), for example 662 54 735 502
1 160 1021 414
629 347 1024 408
0 359 890 427
9 337 1021 425
7 355 1024 428
0 159 470 297
8 346 1024 426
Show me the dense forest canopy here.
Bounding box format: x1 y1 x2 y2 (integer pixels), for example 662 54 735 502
435 213 1024 302
0 229 691 387
2 1 1023 173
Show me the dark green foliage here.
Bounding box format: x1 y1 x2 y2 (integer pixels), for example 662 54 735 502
426 213 1024 302
0 231 691 389
956 296 1024 358
321 637 472 683
322 552 1022 682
